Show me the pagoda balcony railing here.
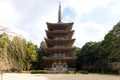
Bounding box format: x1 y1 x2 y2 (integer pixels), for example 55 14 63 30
45 47 73 49
53 45 66 48
52 38 67 40
44 68 76 72
45 38 74 40
53 30 65 32
45 38 66 40
47 30 74 32
43 56 76 59
54 37 65 40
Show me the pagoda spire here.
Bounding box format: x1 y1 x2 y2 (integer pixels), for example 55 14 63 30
58 1 62 23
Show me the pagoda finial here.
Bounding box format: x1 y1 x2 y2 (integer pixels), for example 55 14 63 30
58 1 62 23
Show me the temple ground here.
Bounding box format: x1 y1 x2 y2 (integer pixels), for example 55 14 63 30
1 73 120 80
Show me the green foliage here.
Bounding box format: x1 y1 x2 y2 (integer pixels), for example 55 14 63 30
72 46 81 56
79 70 88 74
97 22 120 74
0 33 11 71
35 41 47 70
76 22 120 74
31 70 48 74
26 41 37 62
0 33 9 48
64 71 75 74
0 33 38 71
31 70 76 74
76 41 100 71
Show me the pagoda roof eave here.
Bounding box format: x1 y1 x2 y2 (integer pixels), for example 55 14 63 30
45 39 75 42
44 48 75 50
45 30 74 38
46 22 74 26
45 39 75 47
46 30 74 33
44 48 75 55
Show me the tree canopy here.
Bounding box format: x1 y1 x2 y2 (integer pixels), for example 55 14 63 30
0 33 38 71
76 22 120 74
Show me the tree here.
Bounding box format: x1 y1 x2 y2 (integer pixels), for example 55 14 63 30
0 33 11 68
72 46 81 57
97 22 120 74
0 33 39 71
0 33 11 80
10 36 27 71
76 41 100 72
26 41 38 70
36 41 47 70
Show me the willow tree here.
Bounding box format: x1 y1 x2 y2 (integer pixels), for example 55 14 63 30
0 33 11 69
10 36 27 71
0 33 11 80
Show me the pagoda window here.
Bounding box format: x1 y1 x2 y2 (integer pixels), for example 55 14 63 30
54 53 57 57
55 37 57 40
58 53 62 57
62 45 65 48
63 62 67 68
63 64 67 68
53 65 56 68
58 61 62 65
55 36 64 40
52 62 57 71
54 45 56 48
55 37 59 40
63 53 66 57
61 37 64 40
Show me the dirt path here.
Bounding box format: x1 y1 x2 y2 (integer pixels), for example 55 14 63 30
1 73 120 80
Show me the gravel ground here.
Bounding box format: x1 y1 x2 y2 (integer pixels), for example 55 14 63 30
1 73 120 80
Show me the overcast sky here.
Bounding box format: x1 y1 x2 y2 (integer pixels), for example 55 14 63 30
0 0 120 47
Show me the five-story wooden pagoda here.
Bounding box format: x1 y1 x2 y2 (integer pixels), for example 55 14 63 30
43 3 76 72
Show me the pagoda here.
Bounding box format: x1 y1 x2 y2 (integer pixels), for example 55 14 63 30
43 3 76 72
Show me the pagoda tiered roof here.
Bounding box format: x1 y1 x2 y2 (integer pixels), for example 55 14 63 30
46 22 74 31
47 22 73 26
44 48 75 55
45 39 75 47
46 30 74 35
46 30 74 39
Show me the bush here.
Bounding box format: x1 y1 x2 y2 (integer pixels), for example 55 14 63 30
79 70 88 74
65 71 75 74
31 70 48 74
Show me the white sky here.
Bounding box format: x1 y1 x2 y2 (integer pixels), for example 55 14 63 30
0 0 120 47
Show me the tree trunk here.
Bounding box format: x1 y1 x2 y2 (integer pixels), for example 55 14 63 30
119 69 120 75
0 71 4 80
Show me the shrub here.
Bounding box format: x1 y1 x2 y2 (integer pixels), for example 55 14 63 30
31 70 48 74
65 71 75 74
79 70 88 74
